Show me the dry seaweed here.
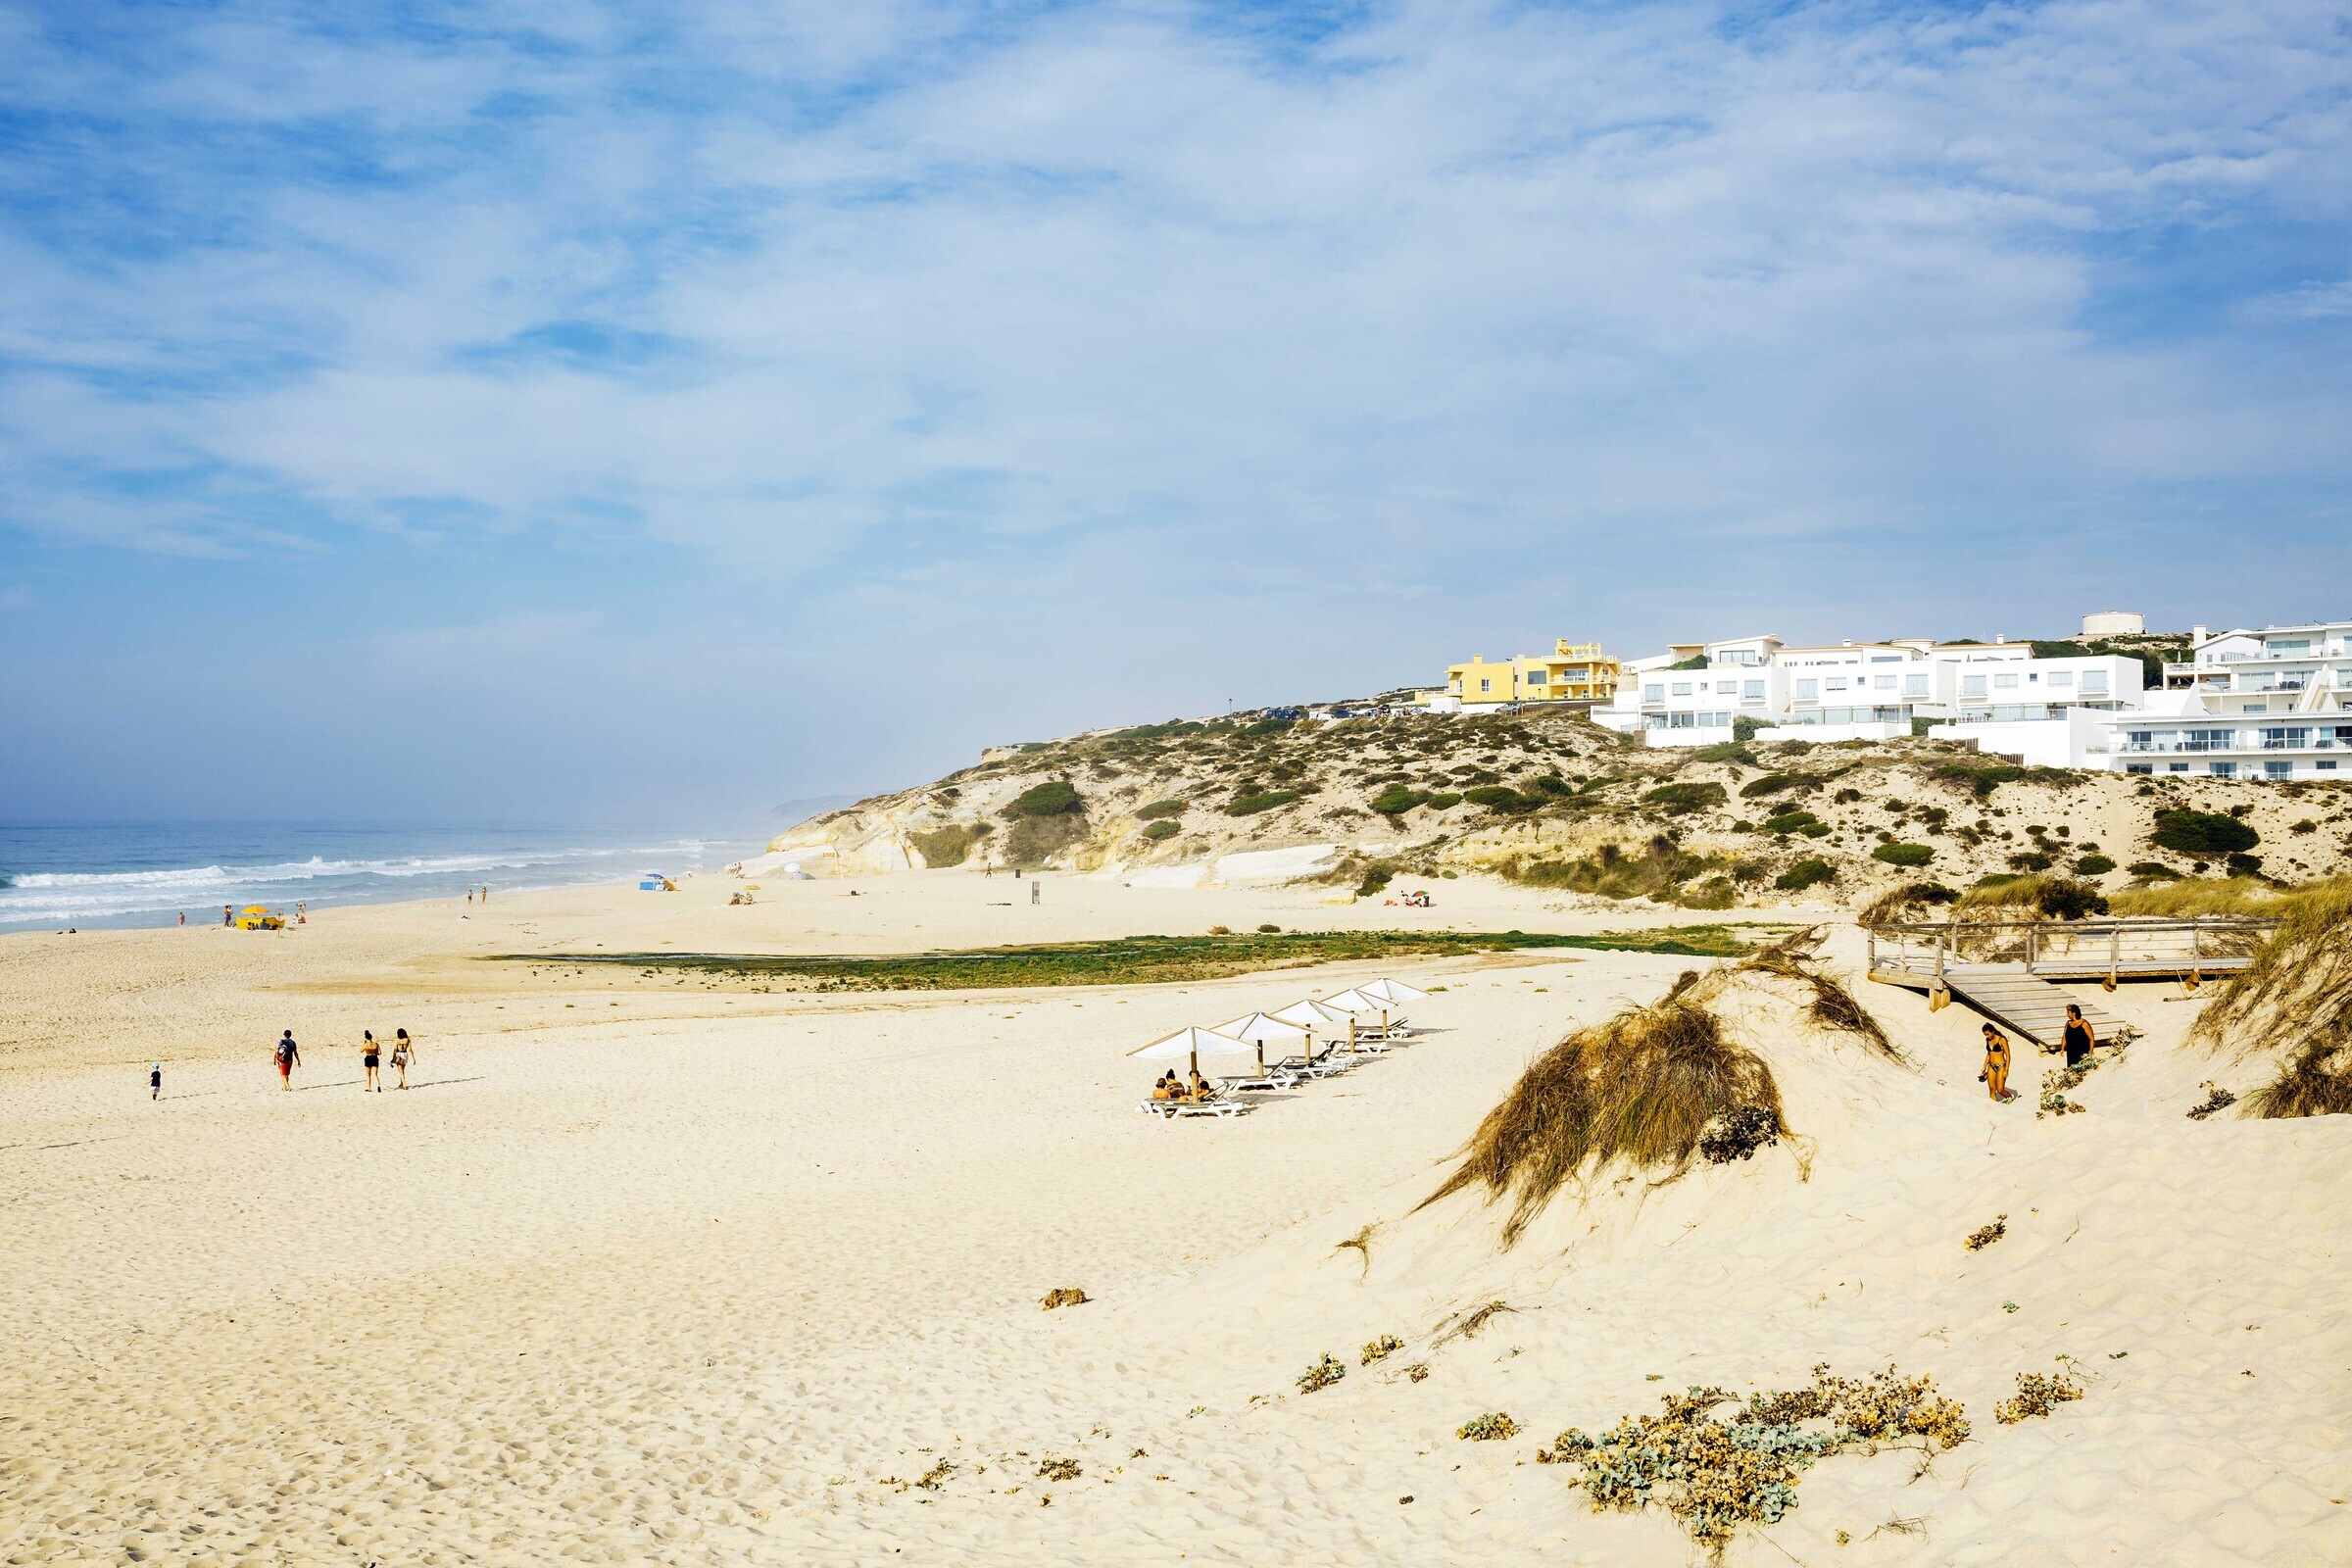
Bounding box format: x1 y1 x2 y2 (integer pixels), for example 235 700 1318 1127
2185 1082 2237 1120
1698 1105 1780 1164
1039 1287 1089 1310
1360 1334 1404 1366
1421 997 1786 1243
1457 1412 1519 1442
1963 1215 2006 1251
1035 1456 1082 1482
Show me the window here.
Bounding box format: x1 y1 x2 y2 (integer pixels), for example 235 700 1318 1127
1963 675 1987 696
1479 678 1492 693
2322 760 2339 771
2082 670 2108 693
2169 762 2189 772
1643 684 1664 703
1874 674 1895 690
1796 679 1818 700
2210 761 2236 777
1669 711 1695 728
2261 727 2311 750
2265 761 2291 780
1826 677 1847 693
1904 673 1928 696
1526 670 1546 684
2126 764 2153 775
2049 670 2075 688
1671 682 1692 697
1743 679 1764 700
1994 672 2020 690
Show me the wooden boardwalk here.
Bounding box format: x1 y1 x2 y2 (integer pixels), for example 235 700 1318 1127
1891 960 2135 1050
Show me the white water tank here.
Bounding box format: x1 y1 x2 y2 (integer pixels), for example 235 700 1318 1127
2082 610 2144 636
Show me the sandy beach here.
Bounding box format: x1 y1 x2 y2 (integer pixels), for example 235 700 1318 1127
2 870 2346 1565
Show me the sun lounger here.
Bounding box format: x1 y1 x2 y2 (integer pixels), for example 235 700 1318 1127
1224 1070 1299 1093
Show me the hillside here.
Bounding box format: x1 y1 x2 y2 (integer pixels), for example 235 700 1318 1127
762 711 2352 908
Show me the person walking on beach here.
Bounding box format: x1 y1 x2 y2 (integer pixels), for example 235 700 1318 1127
151 1061 163 1101
274 1030 301 1090
2062 1004 2096 1069
223 905 234 927
361 1031 382 1093
1980 1024 2013 1102
389 1028 415 1090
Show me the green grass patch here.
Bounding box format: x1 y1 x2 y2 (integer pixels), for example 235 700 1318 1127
492 926 1770 992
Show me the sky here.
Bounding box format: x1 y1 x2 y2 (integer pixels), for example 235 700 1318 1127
1 0 2347 828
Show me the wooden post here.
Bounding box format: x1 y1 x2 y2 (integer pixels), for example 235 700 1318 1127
2028 923 2038 972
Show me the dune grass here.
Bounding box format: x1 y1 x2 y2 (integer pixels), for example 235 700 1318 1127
500 925 1769 991
1420 996 1784 1244
1734 928 1901 1062
2194 880 2352 1118
2109 875 2346 918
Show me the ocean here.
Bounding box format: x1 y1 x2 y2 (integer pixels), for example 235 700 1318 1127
0 823 764 933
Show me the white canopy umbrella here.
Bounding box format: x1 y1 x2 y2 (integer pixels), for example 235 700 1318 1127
1269 998 1350 1030
1360 978 1431 1005
1212 1012 1311 1072
1127 1025 1256 1080
1320 986 1409 1047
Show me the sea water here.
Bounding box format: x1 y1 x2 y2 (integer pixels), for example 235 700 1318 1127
0 824 763 932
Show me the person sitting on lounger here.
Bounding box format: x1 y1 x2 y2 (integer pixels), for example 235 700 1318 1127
1151 1072 1178 1101
1187 1069 1212 1101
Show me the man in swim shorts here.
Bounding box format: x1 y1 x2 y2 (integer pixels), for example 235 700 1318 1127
274 1030 301 1090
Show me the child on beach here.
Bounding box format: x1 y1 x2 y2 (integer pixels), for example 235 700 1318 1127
150 1061 162 1101
1980 1024 2013 1102
362 1031 381 1093
390 1029 414 1089
274 1030 300 1090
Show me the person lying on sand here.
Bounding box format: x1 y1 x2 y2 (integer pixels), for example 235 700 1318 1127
1980 1023 2013 1102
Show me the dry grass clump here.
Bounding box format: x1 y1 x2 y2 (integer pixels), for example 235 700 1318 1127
1993 1370 2082 1424
1039 1287 1089 1310
1733 927 1902 1062
1457 1411 1520 1442
1432 1298 1517 1347
1297 1353 1346 1394
1964 1215 2007 1251
2192 880 2352 1119
1544 1366 1968 1549
2186 1082 2237 1120
1360 1334 1404 1366
2114 875 2349 918
1422 998 1785 1243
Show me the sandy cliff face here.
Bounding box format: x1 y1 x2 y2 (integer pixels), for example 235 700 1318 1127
766 711 2352 906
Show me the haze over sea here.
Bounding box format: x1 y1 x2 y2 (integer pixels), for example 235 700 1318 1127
0 824 761 933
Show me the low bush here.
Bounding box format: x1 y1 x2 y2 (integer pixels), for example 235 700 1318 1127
1136 798 1186 819
2186 1082 2236 1120
908 824 976 867
1531 773 1573 796
1356 863 1396 898
1424 791 1464 810
1368 784 1425 815
1464 784 1541 812
1740 772 1809 799
1764 810 1829 838
1142 819 1180 841
1005 811 1086 863
1006 779 1083 817
1775 858 1835 892
1458 1412 1520 1442
2153 808 2259 856
1932 760 2025 797
2075 853 2117 875
1693 742 1756 764
1993 1371 2082 1425
1645 781 1728 815
1871 843 1935 868
1227 790 1301 816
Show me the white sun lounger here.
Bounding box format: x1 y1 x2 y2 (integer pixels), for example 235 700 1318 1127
1136 1097 1250 1119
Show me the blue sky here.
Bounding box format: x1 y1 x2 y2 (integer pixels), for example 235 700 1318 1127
2 0 2347 826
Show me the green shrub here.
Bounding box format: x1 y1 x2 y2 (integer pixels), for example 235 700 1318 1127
1740 773 1807 799
1645 781 1729 815
2153 808 2258 856
908 824 975 867
2128 860 2180 880
1137 798 1186 820
1368 784 1425 815
1356 864 1396 898
1732 714 1764 741
1464 785 1540 812
1872 843 1935 868
1775 858 1835 892
1142 819 1180 841
1763 810 1828 838
1531 773 1572 796
1933 760 2025 797
1240 716 1295 737
1692 742 1756 765
1227 790 1301 816
1006 779 1083 817
1005 811 1086 863
2034 878 2110 919
2075 854 2116 875
2008 850 2055 872
2226 852 2264 877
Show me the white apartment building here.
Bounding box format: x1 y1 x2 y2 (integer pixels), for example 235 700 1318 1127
2100 618 2352 781
1597 635 2146 748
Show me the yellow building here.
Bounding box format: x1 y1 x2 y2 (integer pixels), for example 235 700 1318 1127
1444 640 1620 707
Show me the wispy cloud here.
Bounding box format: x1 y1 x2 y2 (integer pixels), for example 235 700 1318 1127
1 1 2348 819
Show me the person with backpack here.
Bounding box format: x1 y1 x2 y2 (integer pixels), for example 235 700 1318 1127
274 1030 301 1090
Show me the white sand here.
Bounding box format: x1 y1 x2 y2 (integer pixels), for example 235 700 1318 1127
0 872 2344 1565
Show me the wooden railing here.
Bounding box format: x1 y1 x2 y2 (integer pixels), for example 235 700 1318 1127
1865 916 2279 981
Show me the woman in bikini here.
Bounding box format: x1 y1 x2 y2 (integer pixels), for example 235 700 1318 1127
1981 1023 2013 1102
361 1031 381 1093
389 1028 415 1090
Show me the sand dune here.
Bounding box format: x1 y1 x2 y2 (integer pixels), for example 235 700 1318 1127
1 875 2344 1564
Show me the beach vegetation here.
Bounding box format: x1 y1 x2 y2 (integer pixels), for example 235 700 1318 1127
1740 772 1810 799
1360 1334 1404 1366
1006 779 1083 817
1297 1353 1346 1394
1039 1287 1089 1309
1355 862 1396 898
1544 1367 1968 1549
1142 819 1180 841
908 824 976 867
2075 853 2116 875
1227 789 1301 815
1423 791 1463 810
1963 1216 2006 1251
1457 1412 1519 1442
1697 1105 1779 1163
1136 798 1186 819
1422 995 1785 1242
1993 1371 2082 1424
1857 883 1958 924
1501 838 1741 906
2153 808 2258 857
1368 783 1425 815
2186 1082 2236 1120
1644 781 1728 815
1774 858 1834 892
1871 842 1934 868
1005 810 1086 863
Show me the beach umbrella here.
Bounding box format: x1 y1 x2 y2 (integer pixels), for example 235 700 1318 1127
1267 998 1351 1057
1318 987 1389 1050
1211 1012 1311 1072
1127 1026 1255 1081
1359 978 1430 1005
